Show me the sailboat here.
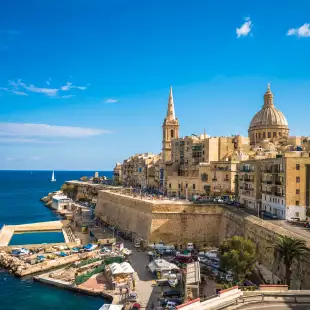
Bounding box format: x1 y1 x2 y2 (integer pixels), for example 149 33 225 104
51 170 56 182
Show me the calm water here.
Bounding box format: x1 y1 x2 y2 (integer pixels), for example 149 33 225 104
0 170 113 310
9 231 65 245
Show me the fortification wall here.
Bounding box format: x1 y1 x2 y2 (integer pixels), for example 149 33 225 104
94 189 310 288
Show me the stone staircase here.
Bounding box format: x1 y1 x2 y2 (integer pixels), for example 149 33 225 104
64 226 75 243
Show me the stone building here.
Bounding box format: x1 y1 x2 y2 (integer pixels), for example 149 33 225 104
113 162 122 185
249 84 289 146
237 160 262 214
260 152 310 219
210 161 239 195
162 87 179 163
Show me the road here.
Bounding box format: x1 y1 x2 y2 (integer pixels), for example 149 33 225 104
236 303 310 309
225 205 310 240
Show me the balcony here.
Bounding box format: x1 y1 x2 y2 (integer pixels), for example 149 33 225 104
262 191 272 195
212 178 217 181
239 167 254 172
275 180 283 185
263 169 273 173
275 192 284 197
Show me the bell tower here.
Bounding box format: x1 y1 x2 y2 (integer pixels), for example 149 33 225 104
162 86 179 162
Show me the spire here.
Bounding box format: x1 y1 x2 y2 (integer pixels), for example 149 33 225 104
263 83 274 107
166 86 176 121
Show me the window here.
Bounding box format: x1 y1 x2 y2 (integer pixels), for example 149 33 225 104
259 133 261 139
193 184 196 190
296 201 300 206
296 189 300 194
273 132 277 137
178 184 181 189
268 132 271 138
256 133 258 140
186 183 188 188
296 176 300 183
273 198 274 203
263 132 266 138
169 183 171 188
170 130 174 138
282 200 283 205
296 164 300 170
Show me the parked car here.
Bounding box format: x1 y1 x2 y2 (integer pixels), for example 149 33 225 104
205 250 219 259
162 290 183 298
199 257 209 265
128 292 138 302
304 222 310 228
288 217 301 222
131 303 140 310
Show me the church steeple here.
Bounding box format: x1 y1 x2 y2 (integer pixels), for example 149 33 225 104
166 86 176 120
263 83 274 107
162 86 180 163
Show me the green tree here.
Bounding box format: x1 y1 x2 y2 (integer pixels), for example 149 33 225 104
80 176 88 182
219 236 256 283
272 235 308 288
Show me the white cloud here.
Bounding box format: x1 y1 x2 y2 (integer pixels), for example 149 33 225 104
60 82 87 91
0 122 111 138
1 79 87 98
236 17 252 38
287 23 310 37
104 98 119 103
0 87 28 96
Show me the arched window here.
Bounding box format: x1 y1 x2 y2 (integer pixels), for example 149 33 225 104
273 132 277 137
268 132 271 138
171 129 174 138
263 132 266 138
259 133 261 139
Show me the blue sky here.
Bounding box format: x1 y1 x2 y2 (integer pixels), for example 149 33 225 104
1 0 310 170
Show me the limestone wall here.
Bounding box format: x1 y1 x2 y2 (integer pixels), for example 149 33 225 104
219 207 310 289
95 191 154 240
94 189 310 288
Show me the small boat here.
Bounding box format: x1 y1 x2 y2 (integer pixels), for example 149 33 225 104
36 255 45 263
58 252 67 257
51 170 56 182
168 273 178 287
71 247 80 253
83 244 98 251
11 248 30 257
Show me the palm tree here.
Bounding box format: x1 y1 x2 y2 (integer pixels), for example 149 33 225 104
272 235 308 287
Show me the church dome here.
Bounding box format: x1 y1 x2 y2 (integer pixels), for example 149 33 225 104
249 84 288 130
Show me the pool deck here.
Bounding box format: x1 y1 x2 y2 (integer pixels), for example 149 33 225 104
0 220 67 246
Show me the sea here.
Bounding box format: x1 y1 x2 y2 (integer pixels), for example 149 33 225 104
0 170 113 310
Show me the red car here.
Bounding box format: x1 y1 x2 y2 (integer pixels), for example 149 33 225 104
131 303 141 310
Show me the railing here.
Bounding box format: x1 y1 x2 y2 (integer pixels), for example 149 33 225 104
275 192 284 197
212 178 217 181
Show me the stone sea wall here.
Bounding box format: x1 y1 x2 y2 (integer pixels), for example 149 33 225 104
95 190 310 288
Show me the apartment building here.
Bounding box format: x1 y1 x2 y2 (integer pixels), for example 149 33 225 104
237 160 262 213
261 152 310 219
210 161 239 195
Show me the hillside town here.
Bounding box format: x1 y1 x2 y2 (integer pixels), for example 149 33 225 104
113 85 310 221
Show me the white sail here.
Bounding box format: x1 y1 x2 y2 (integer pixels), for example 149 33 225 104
51 170 56 182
